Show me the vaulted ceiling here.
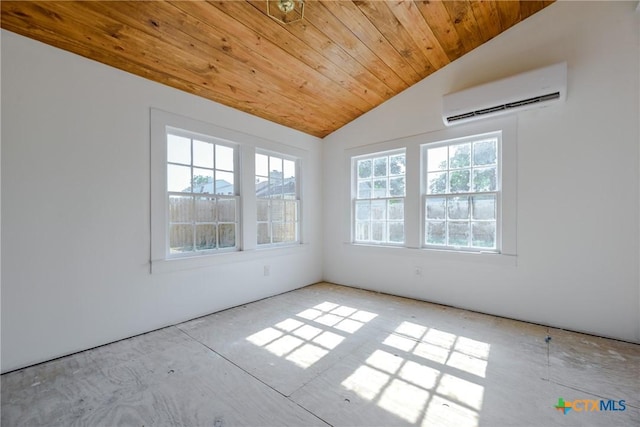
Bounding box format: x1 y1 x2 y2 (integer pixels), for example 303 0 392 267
1 1 553 137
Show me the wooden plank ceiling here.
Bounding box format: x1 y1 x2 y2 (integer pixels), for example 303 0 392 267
1 1 553 138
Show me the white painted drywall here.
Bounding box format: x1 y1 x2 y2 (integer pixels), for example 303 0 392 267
0 30 323 373
323 2 640 343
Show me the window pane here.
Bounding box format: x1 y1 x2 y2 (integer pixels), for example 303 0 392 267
389 177 405 196
270 156 283 174
426 197 446 219
257 223 271 245
284 200 297 222
167 134 191 165
374 157 387 177
271 199 285 222
170 224 193 253
472 222 496 248
450 170 470 193
472 167 497 192
358 159 372 179
169 195 192 223
257 199 269 222
473 139 497 166
388 222 404 243
168 164 192 193
218 224 236 248
193 168 213 193
283 179 296 199
193 140 213 168
356 222 370 241
448 222 470 246
472 195 496 220
216 171 235 195
256 176 268 196
218 199 236 222
358 181 372 199
283 223 296 242
427 172 447 194
388 199 404 220
427 146 448 172
283 159 296 179
449 143 471 169
448 196 469 219
196 224 217 250
389 154 405 175
371 222 385 241
272 223 296 243
355 201 370 221
256 153 269 176
426 222 445 245
195 197 216 222
270 178 283 198
216 145 234 171
371 200 386 220
373 179 387 198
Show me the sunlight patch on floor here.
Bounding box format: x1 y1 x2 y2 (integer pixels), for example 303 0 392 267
245 301 377 369
341 321 490 427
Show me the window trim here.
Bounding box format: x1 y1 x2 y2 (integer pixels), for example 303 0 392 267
343 116 517 262
351 148 407 246
151 109 309 273
422 131 502 253
166 128 241 257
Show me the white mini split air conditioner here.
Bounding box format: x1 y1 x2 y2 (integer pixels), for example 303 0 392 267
442 62 567 126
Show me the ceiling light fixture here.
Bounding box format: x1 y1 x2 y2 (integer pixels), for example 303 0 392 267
267 0 305 24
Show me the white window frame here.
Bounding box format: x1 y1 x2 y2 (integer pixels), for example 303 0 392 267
255 150 301 247
422 132 501 253
351 148 407 246
166 127 240 257
342 117 516 264
151 109 309 273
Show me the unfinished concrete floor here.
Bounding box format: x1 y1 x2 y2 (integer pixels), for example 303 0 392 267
2 282 639 426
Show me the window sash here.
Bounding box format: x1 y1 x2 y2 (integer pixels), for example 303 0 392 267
167 194 239 257
165 128 240 258
257 199 300 246
423 193 499 252
352 149 406 246
421 133 501 252
255 151 300 246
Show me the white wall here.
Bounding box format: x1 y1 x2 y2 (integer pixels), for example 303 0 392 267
1 30 323 373
323 2 640 343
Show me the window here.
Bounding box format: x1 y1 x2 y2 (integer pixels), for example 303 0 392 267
255 152 300 245
353 150 406 245
166 128 239 255
423 132 500 252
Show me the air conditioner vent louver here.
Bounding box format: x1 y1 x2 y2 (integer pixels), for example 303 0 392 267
446 92 561 123
443 62 567 126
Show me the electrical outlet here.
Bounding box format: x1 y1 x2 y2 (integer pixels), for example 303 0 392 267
264 265 270 276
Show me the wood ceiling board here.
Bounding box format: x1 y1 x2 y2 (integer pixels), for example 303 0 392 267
1 1 555 138
496 0 522 31
414 0 466 62
386 0 451 70
246 0 396 101
353 1 437 77
86 1 355 128
215 1 386 109
442 1 485 54
321 0 422 85
302 2 409 94
470 0 503 43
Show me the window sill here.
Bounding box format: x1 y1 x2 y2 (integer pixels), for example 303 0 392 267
345 243 517 267
151 243 310 274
